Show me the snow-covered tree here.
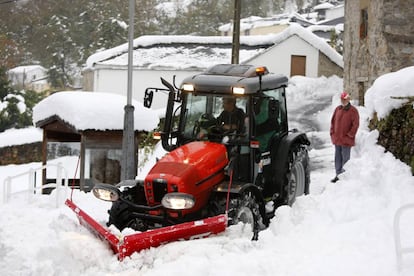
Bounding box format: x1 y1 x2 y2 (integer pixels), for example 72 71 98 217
0 67 45 132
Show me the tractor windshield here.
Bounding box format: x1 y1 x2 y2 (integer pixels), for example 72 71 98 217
182 93 248 142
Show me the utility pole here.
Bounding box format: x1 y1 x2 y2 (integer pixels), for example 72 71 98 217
121 0 136 181
231 0 241 64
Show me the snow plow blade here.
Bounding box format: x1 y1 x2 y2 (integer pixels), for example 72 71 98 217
65 199 227 260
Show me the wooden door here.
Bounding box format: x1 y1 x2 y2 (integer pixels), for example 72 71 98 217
290 55 306 76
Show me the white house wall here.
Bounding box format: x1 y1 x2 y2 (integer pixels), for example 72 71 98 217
93 68 201 110
248 35 319 77
8 67 47 86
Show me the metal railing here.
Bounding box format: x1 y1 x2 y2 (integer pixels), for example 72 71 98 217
2 163 68 207
394 203 414 270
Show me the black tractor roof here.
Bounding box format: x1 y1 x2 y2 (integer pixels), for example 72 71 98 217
180 64 288 95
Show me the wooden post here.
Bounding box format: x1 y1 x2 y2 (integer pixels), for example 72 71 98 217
231 0 241 64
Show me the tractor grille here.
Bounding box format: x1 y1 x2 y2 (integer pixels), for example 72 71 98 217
152 179 168 202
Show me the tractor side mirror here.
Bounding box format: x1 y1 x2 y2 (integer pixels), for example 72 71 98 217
144 89 154 108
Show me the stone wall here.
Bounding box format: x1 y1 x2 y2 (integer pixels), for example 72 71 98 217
0 142 42 165
318 52 343 78
343 0 414 104
82 69 94 91
369 103 414 175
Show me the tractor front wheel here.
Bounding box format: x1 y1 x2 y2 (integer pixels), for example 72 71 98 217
107 200 132 230
228 190 263 240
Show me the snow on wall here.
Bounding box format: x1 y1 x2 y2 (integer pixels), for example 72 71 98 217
365 66 414 119
0 127 42 147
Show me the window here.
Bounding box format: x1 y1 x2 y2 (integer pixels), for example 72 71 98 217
318 10 326 21
47 142 80 160
182 93 248 140
360 9 368 39
84 148 122 185
46 142 81 185
358 82 365 106
254 88 286 152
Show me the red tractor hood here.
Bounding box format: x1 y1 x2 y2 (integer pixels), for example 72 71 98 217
157 141 227 174
144 141 228 207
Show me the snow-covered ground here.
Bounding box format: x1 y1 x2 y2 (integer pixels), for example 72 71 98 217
1 67 414 275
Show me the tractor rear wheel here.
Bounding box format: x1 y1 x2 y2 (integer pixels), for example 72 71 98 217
285 145 309 205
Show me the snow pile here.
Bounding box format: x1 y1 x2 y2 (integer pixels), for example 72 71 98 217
365 66 414 119
1 67 414 275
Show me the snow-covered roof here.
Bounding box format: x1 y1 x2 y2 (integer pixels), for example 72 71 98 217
307 23 344 42
218 13 314 33
86 24 343 70
85 35 270 70
247 23 343 67
307 24 343 33
33 91 159 131
313 3 335 10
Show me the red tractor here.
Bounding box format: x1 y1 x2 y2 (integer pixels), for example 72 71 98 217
68 64 310 259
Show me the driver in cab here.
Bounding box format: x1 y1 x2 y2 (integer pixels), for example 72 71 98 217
197 97 246 140
217 97 246 133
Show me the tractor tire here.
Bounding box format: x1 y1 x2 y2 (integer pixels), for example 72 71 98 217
285 144 310 206
304 149 310 195
107 200 132 231
107 200 149 232
107 184 149 231
228 190 264 240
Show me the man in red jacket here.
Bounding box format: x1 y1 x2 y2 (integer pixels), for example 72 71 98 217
330 92 359 183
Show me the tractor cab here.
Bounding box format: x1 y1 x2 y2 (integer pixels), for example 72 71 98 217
145 64 290 187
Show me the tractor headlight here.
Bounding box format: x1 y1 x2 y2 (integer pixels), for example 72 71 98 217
181 83 195 92
92 183 121 202
232 86 245 95
161 193 195 210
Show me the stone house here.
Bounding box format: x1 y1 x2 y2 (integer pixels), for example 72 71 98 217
343 0 414 105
